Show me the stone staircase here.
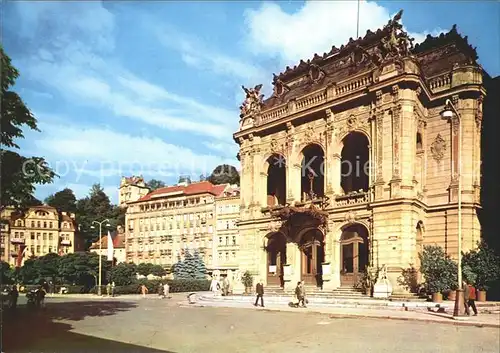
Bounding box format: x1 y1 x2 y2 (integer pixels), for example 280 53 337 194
264 285 369 300
389 292 427 302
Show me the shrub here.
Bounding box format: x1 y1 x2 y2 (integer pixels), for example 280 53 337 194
419 245 458 294
241 271 253 289
90 279 210 295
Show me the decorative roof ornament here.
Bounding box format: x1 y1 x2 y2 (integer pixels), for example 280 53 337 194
239 84 264 118
376 10 415 62
272 75 290 97
308 64 326 84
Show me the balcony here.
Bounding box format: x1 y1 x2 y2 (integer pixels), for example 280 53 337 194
10 238 25 244
60 239 72 246
333 192 369 207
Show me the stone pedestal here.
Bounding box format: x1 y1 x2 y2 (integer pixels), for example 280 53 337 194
373 278 393 298
373 268 393 299
232 270 245 294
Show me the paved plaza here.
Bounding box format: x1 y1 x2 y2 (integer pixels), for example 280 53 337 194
2 295 499 353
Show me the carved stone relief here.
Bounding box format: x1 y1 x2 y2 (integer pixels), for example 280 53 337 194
345 210 357 224
430 134 446 161
335 114 370 141
475 95 483 129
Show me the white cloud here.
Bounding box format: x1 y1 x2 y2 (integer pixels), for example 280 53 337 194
244 1 443 67
153 24 267 84
203 141 239 157
15 1 239 142
34 120 238 183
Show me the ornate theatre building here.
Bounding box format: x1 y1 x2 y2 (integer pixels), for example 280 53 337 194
233 11 490 292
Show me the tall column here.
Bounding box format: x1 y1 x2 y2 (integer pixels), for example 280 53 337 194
448 95 460 202
374 108 385 200
284 243 301 291
331 153 342 195
324 108 335 196
389 103 402 198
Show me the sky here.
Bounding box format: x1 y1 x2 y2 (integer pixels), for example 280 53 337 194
3 0 499 205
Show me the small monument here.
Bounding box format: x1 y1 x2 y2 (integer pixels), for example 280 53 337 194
372 264 393 298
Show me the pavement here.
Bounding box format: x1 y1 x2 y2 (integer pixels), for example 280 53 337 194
178 292 500 328
27 292 500 328
2 294 499 353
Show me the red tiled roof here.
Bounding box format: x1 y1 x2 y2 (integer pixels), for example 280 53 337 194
90 232 125 249
134 181 228 202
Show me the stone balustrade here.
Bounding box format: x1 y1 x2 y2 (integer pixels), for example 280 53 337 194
333 192 370 207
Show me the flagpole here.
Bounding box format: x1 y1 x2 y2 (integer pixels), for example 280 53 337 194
356 0 360 38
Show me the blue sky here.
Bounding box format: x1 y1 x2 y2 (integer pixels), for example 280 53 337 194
3 1 499 204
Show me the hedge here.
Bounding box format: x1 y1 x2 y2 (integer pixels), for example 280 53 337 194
89 279 210 295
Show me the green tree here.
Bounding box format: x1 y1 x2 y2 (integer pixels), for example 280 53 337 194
0 46 56 210
1 261 15 284
18 258 41 284
137 262 154 276
419 245 458 293
462 240 500 290
45 188 77 213
150 264 166 277
207 164 240 186
173 250 206 280
191 251 206 280
109 263 137 286
178 175 191 184
37 253 60 283
145 179 166 191
76 184 121 248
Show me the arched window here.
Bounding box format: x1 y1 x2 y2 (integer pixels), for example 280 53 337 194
300 144 325 201
266 154 286 206
341 132 369 193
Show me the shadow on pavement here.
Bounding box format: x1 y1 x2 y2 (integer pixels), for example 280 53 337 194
1 300 176 352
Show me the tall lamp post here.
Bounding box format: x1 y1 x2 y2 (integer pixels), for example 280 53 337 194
441 99 464 317
91 219 110 296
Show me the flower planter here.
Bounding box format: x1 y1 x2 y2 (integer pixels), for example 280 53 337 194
432 292 443 303
477 290 487 302
447 290 456 301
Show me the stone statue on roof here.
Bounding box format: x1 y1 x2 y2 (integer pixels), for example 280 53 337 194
239 84 264 117
379 9 414 60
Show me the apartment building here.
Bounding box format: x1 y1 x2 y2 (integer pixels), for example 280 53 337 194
125 180 231 271
214 187 240 273
119 176 149 207
0 205 80 266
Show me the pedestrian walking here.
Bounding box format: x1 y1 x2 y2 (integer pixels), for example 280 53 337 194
140 284 149 298
106 283 111 296
163 282 170 299
464 281 478 316
297 281 307 307
9 284 19 309
254 279 264 307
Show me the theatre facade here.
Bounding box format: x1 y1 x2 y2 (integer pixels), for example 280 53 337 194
233 11 489 292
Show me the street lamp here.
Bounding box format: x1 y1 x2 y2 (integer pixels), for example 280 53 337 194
91 219 110 296
440 99 464 317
